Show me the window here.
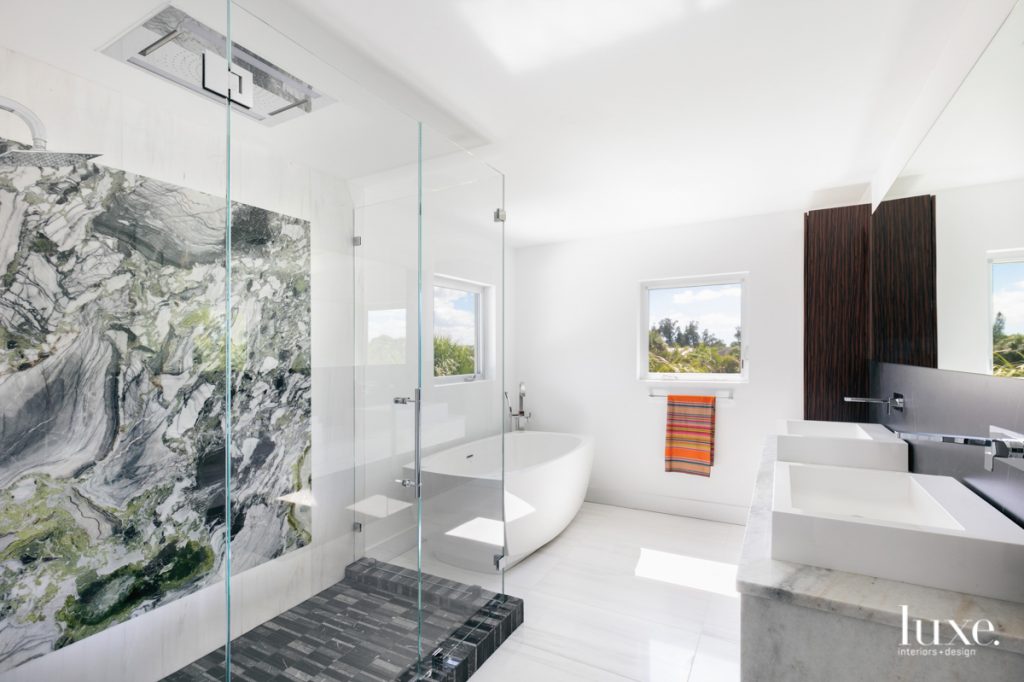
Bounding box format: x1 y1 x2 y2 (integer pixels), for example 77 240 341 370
433 277 484 382
640 274 746 381
991 259 1024 377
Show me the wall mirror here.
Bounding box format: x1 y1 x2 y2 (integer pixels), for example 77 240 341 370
883 1 1024 378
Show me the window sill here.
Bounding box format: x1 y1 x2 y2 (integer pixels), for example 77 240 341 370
433 378 494 388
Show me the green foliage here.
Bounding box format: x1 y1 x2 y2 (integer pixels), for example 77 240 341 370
993 333 1024 378
434 335 476 376
649 320 741 374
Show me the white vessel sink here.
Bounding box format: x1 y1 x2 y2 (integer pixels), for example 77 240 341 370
777 419 908 471
772 461 1024 603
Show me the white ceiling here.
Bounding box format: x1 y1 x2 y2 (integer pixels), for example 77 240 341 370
286 0 972 244
0 0 996 246
891 0 1024 198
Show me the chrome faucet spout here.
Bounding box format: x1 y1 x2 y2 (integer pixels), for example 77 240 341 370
895 426 1024 472
844 392 904 416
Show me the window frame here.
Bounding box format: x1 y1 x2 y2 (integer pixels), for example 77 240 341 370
432 275 486 385
988 249 1024 375
638 272 749 384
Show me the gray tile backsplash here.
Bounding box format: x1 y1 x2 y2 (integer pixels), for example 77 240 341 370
872 361 1024 527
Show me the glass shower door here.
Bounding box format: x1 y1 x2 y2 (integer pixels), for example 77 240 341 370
353 124 508 675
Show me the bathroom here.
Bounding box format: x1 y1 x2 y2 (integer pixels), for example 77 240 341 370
0 1 1022 680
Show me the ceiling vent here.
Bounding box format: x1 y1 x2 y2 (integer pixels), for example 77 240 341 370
102 5 335 126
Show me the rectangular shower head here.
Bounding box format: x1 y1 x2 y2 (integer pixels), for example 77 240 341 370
102 5 335 126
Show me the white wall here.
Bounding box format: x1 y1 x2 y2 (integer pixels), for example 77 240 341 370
513 212 804 524
934 178 1024 375
1 46 357 682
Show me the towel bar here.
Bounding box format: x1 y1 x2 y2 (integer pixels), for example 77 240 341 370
648 388 734 403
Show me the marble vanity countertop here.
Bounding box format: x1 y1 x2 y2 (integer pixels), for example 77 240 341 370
737 437 1024 655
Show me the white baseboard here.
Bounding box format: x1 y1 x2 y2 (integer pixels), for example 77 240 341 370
585 488 749 525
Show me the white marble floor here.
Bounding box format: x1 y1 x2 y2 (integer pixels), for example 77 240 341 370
392 503 745 681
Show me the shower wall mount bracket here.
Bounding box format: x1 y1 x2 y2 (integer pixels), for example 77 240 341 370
201 51 253 109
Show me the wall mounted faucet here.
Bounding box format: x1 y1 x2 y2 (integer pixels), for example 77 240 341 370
896 426 1024 471
505 382 532 431
844 392 904 416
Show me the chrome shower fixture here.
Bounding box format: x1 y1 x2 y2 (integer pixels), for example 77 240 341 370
0 96 100 168
102 5 336 126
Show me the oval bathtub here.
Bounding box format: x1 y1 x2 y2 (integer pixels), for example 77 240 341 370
410 431 593 571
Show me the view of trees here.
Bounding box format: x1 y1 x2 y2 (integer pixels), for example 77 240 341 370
993 311 1024 378
649 318 742 374
434 335 476 376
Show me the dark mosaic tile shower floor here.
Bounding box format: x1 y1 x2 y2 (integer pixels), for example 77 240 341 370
163 558 523 682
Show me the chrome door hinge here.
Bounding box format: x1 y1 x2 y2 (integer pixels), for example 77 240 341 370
493 208 506 223
352 521 363 533
352 235 362 246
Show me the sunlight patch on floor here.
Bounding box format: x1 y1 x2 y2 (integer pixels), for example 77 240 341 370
634 547 739 597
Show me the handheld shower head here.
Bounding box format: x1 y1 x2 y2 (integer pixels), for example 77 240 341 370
0 96 98 168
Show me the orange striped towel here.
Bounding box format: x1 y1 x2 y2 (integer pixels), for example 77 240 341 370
665 395 716 476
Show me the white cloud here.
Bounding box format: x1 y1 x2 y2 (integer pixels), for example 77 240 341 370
434 288 477 345
672 286 740 305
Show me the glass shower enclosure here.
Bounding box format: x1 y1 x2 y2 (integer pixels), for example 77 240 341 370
0 1 511 680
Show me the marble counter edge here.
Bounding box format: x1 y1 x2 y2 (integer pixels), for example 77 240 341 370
737 435 1024 655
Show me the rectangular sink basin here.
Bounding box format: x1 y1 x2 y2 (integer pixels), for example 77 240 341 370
777 420 908 471
772 462 1024 603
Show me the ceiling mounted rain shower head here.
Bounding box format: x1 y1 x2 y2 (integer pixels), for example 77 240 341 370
0 96 99 168
102 5 336 126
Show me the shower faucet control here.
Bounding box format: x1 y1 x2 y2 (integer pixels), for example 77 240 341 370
505 382 532 431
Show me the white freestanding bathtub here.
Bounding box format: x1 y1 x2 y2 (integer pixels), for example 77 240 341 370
408 431 593 571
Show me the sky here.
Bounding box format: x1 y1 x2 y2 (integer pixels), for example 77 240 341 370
649 282 741 342
433 286 478 346
993 261 1024 335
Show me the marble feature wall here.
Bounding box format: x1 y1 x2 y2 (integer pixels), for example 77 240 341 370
0 137 312 672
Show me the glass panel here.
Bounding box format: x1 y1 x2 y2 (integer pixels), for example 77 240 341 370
417 125 509 657
0 1 230 679
223 2 421 679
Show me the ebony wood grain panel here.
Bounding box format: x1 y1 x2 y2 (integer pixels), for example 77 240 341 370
804 205 871 422
871 195 938 367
